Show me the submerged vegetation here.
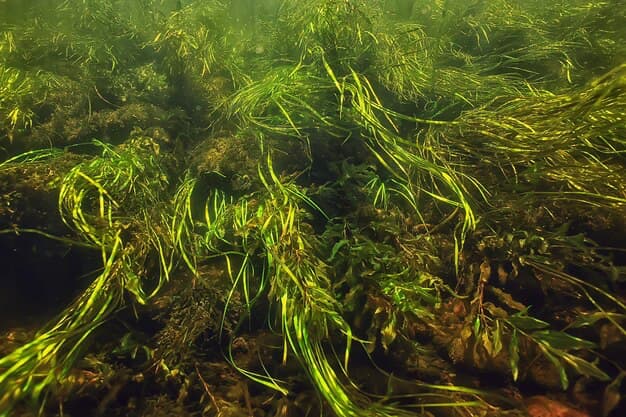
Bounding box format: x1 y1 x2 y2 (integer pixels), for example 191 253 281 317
0 0 625 416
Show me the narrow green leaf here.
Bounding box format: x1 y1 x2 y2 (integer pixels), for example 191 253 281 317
506 313 550 331
509 330 520 381
561 353 610 381
532 330 597 350
328 239 349 262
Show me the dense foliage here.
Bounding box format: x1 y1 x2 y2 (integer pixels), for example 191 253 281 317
1 1 625 416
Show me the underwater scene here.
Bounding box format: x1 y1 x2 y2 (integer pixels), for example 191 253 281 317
1 0 625 416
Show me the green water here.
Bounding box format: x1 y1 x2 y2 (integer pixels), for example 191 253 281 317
0 1 625 416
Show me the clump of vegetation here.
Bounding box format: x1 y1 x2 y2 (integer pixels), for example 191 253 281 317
1 1 625 417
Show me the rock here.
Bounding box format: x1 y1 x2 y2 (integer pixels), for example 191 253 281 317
525 395 590 417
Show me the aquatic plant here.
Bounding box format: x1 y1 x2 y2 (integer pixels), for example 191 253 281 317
0 1 624 416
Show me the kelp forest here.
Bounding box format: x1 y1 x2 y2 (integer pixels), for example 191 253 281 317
0 0 625 416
